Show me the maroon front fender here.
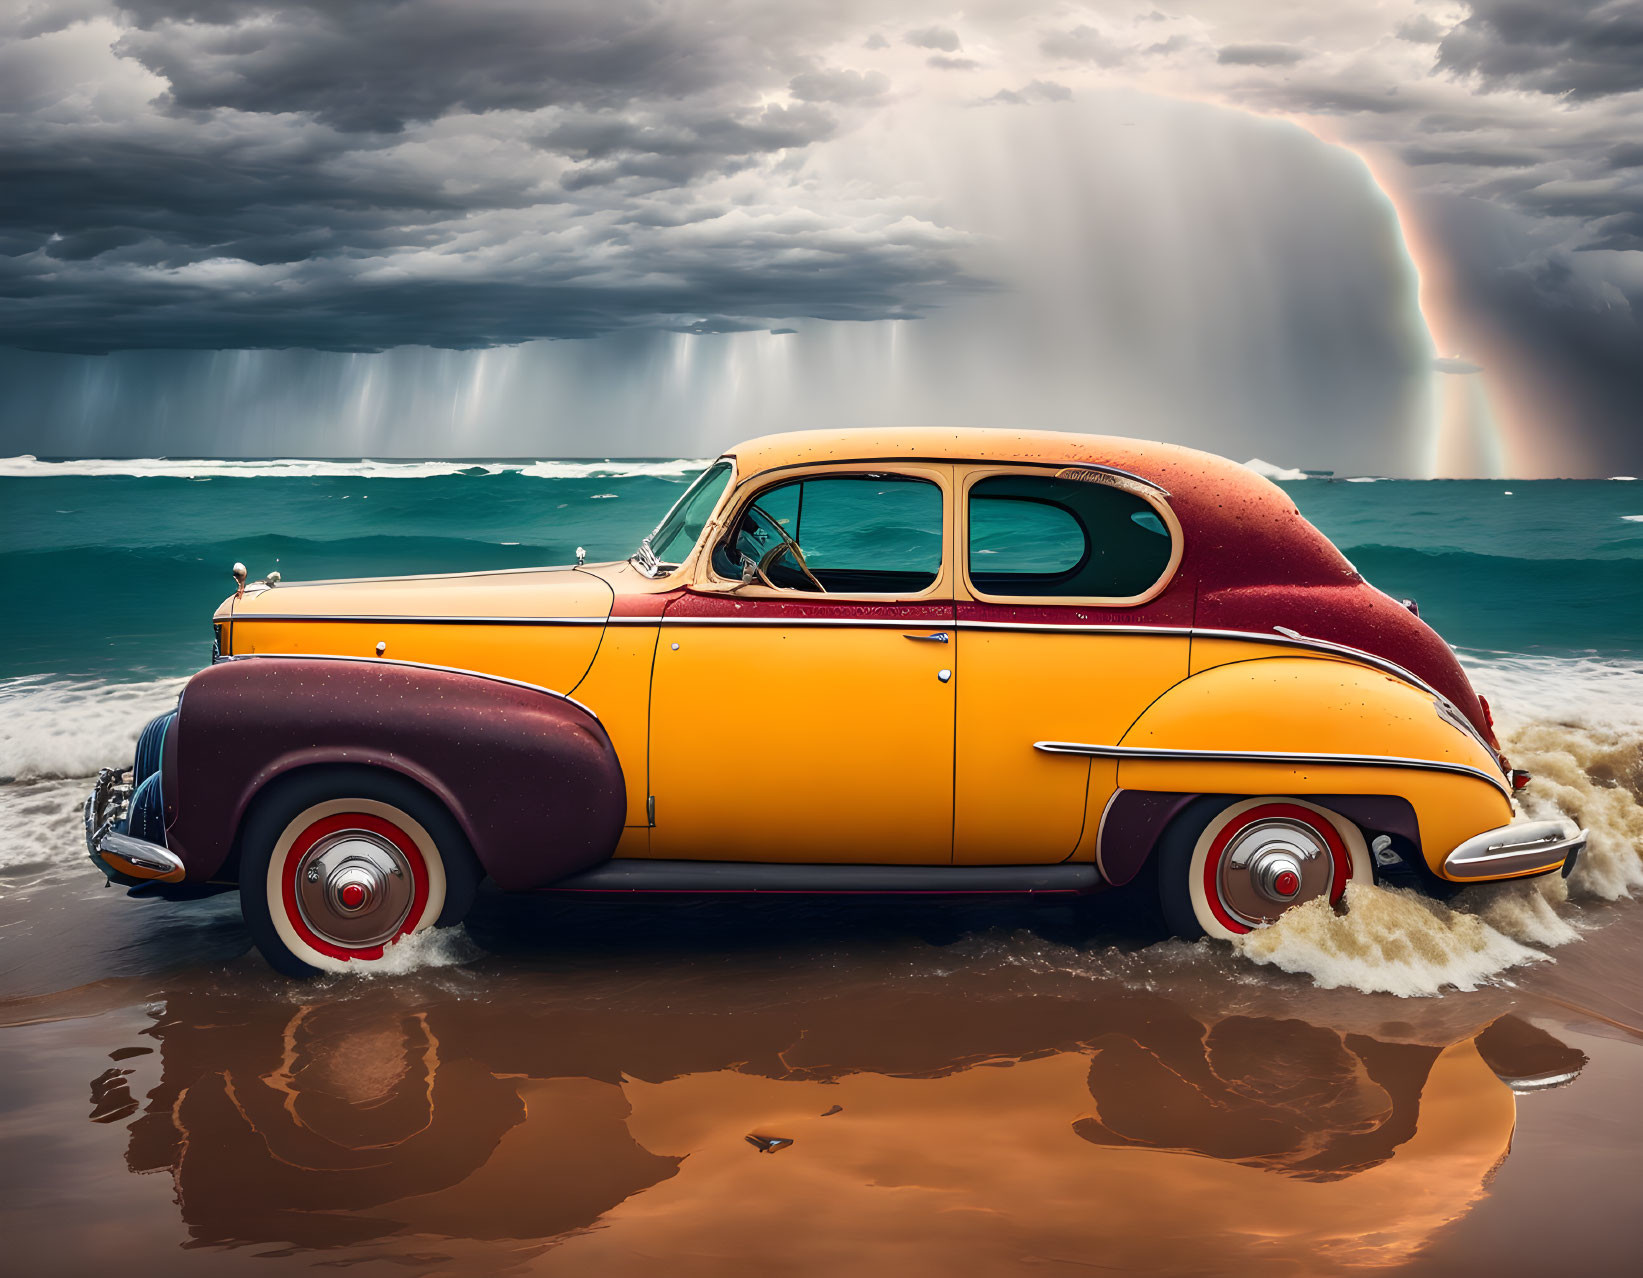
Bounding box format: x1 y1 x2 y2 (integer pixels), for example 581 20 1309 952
163 657 625 890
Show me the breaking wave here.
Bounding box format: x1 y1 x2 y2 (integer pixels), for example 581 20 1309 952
0 675 183 783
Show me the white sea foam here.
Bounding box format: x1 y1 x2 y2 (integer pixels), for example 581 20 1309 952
342 925 480 976
1622 514 1643 522
0 676 184 783
1241 457 1309 481
0 455 710 480
1233 883 1548 997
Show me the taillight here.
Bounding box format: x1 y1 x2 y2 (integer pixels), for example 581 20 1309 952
1477 695 1494 733
1510 769 1532 792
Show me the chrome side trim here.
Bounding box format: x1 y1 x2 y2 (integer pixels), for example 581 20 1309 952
232 613 609 626
656 615 953 628
1032 740 1512 796
1442 818 1586 880
219 653 599 720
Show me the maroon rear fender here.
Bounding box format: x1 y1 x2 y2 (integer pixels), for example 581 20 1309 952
163 657 626 891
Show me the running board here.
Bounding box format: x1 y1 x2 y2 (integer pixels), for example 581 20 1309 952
545 860 1101 894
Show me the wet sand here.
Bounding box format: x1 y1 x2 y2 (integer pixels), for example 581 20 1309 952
4 852 1643 1277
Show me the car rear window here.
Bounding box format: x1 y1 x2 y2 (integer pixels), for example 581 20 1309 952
967 474 1173 599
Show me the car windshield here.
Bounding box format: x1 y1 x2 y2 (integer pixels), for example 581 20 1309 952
636 459 733 572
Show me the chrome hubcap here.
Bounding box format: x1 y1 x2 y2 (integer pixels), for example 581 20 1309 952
295 829 414 948
1217 817 1334 927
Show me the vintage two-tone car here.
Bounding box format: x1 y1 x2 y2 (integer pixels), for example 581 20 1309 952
86 428 1585 976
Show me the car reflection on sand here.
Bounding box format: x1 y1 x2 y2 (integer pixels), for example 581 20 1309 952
90 984 1586 1273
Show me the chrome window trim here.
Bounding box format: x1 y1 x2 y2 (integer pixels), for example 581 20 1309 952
218 653 598 720
700 462 953 604
738 454 1169 496
632 456 737 580
1032 740 1511 797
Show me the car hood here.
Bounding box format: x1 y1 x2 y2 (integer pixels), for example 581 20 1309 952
223 564 615 624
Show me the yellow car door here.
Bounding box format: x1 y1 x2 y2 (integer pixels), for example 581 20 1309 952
647 465 957 863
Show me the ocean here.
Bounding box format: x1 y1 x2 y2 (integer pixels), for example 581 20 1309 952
1 457 1639 681
2 455 1642 1273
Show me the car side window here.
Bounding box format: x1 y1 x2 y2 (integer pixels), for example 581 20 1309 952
967 474 1173 599
713 473 943 594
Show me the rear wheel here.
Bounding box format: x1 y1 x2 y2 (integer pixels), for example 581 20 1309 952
1157 796 1372 941
239 769 479 977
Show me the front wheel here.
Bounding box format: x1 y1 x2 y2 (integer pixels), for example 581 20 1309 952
239 769 480 977
1157 796 1373 941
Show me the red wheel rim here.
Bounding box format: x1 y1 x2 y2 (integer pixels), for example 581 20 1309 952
279 812 429 961
1201 803 1352 935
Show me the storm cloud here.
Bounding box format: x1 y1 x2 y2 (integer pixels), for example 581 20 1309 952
0 0 976 351
1437 0 1643 100
1 0 1641 471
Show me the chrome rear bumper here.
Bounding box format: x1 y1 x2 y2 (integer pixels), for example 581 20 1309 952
1442 817 1585 881
84 767 185 885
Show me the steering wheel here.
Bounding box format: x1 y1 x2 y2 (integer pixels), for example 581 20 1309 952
754 519 827 593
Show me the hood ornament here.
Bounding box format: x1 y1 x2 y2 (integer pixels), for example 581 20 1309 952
231 562 247 598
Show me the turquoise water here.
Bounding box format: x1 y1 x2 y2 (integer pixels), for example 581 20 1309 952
1 462 1639 680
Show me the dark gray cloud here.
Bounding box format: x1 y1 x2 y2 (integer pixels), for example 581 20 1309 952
1420 190 1643 470
1437 0 1643 99
544 103 841 188
1606 142 1643 169
113 0 790 134
1401 143 1542 167
1217 44 1306 67
0 0 977 352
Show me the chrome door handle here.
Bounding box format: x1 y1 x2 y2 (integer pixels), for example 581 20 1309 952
904 631 950 643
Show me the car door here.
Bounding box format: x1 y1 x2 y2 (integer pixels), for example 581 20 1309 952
647 465 957 863
953 466 1192 864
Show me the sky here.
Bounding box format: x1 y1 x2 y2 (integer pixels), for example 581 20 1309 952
0 1 1639 474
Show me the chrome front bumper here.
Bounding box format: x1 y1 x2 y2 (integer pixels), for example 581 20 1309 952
1442 817 1586 881
84 767 185 885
